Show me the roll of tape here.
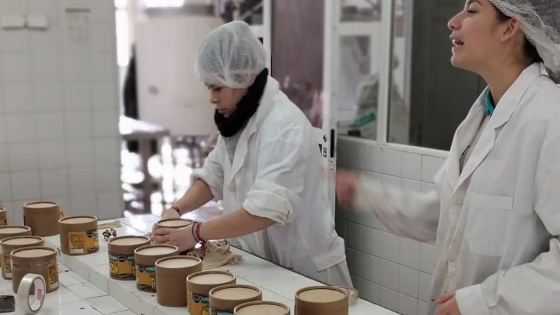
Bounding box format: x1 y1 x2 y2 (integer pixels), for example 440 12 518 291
347 287 358 306
340 287 358 306
17 274 46 315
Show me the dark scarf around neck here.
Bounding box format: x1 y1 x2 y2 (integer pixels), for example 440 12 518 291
214 68 269 138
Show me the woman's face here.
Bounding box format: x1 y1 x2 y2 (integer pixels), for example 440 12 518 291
206 84 246 118
447 0 521 73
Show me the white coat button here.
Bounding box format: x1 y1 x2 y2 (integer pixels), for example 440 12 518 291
457 199 463 205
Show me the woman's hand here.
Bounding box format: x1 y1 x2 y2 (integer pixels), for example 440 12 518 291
434 292 462 315
336 171 359 207
151 225 197 252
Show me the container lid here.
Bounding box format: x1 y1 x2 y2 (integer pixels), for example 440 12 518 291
297 287 346 303
236 302 289 315
1 237 42 246
156 257 200 268
25 202 57 208
12 248 55 258
157 219 193 227
109 236 149 246
0 208 5 212
136 246 177 256
189 272 235 285
0 226 30 234
212 286 260 300
60 216 96 224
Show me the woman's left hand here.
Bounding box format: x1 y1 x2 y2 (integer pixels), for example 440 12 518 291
434 292 462 315
151 225 197 252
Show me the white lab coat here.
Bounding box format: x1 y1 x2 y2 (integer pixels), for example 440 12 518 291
353 63 560 315
193 77 352 288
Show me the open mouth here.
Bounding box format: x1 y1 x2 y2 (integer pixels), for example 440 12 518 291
452 39 464 47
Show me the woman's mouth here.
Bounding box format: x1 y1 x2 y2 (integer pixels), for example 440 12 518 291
452 39 464 47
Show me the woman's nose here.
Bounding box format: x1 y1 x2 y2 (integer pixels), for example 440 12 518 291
448 13 461 31
210 94 218 104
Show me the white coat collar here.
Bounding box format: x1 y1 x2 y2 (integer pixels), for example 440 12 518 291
225 77 280 188
447 63 543 190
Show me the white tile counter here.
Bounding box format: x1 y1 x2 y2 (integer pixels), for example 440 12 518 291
32 214 398 315
0 262 134 315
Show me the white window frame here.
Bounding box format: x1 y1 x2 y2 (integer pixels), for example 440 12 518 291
329 0 449 158
263 0 272 70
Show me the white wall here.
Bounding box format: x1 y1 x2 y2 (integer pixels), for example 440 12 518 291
0 0 122 223
336 138 447 315
135 15 220 136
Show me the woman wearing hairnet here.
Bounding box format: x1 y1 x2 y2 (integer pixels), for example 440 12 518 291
337 0 560 314
152 21 352 288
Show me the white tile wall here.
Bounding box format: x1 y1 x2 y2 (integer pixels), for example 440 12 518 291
0 0 123 222
337 138 448 314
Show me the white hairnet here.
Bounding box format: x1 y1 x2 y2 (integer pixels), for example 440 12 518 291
489 0 560 82
196 20 267 88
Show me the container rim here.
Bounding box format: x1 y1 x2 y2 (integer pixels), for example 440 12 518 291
10 246 56 258
234 300 291 313
209 284 262 299
155 255 202 267
0 225 31 232
134 244 179 255
155 218 194 227
0 235 44 245
186 270 236 282
108 235 150 244
58 215 98 224
23 201 59 207
295 286 349 302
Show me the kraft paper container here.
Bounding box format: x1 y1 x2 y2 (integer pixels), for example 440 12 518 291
294 286 348 315
134 244 179 292
155 256 202 306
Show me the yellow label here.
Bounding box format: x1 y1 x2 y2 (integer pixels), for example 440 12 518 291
2 253 11 278
47 260 59 290
109 253 135 278
135 264 156 291
68 230 99 254
188 290 211 315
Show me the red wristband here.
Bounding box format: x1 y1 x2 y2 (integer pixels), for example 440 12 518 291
192 221 207 254
192 221 206 243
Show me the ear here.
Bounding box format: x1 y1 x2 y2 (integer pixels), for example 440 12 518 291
500 18 523 42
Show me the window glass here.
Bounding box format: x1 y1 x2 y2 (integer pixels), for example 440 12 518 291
336 0 382 139
271 0 325 128
388 0 486 150
340 0 381 22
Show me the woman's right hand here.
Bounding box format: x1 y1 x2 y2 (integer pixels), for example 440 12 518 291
336 171 359 207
